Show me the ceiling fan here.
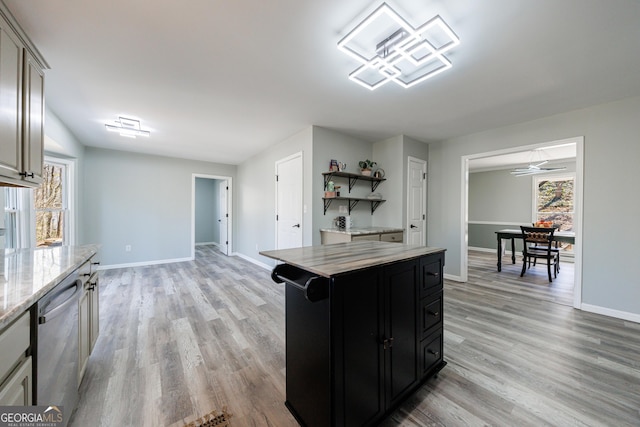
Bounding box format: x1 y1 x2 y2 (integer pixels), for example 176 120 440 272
510 160 566 176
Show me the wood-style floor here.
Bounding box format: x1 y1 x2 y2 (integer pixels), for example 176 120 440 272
70 247 640 427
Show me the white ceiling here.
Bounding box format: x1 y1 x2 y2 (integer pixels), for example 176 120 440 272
5 0 640 165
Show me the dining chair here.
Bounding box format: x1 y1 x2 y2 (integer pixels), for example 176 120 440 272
530 223 561 273
520 226 559 282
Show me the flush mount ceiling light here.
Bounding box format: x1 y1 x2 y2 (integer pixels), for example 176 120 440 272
337 2 460 90
105 116 150 138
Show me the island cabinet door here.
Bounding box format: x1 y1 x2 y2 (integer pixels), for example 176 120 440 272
333 259 420 426
384 260 420 408
333 267 385 427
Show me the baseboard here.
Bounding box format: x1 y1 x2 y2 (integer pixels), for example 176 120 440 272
195 241 219 247
98 257 193 270
580 303 640 324
469 246 495 253
232 252 273 271
444 273 464 282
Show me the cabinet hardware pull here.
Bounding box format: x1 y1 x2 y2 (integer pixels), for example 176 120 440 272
427 272 440 277
383 337 394 350
83 273 91 277
428 349 440 357
292 224 300 228
410 224 417 228
19 172 35 178
428 311 440 317
91 262 101 265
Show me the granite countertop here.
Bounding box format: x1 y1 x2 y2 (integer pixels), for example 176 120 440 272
0 245 99 329
260 241 444 278
319 226 404 235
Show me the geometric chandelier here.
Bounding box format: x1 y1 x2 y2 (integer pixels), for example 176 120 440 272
337 3 460 90
105 116 150 138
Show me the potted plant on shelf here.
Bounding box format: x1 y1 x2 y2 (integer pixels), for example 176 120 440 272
358 159 376 176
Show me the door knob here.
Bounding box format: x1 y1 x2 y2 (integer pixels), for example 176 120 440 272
410 224 418 229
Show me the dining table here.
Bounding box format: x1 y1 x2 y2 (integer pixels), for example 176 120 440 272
495 228 575 271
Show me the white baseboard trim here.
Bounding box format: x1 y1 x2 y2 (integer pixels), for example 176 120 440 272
98 257 193 270
444 273 464 282
195 241 219 247
469 246 495 253
580 303 640 324
232 252 273 271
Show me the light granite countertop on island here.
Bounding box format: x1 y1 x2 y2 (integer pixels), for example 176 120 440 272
260 241 445 278
319 226 404 235
0 245 99 329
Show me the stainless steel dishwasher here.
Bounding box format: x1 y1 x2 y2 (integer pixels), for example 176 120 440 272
36 270 82 427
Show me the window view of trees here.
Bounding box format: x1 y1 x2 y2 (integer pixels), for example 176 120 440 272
34 163 65 247
536 175 574 251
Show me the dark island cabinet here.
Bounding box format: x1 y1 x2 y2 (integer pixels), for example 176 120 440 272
272 249 446 427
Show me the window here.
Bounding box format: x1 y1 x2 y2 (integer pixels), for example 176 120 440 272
3 158 73 249
534 174 574 250
35 161 70 247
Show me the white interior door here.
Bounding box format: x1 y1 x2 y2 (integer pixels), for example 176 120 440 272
276 153 303 250
407 157 427 245
218 180 229 255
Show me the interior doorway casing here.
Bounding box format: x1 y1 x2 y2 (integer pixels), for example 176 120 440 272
191 173 233 259
460 136 584 309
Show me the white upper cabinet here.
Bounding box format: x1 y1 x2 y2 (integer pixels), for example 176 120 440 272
0 14 24 183
0 7 47 188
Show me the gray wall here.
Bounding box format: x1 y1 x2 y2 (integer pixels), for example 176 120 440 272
312 126 374 243
428 95 640 317
83 147 236 266
44 107 86 244
194 178 219 244
236 127 313 266
372 135 429 239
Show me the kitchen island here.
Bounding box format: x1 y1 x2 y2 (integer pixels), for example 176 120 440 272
260 241 446 427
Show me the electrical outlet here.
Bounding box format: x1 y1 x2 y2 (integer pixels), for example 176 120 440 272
125 245 131 252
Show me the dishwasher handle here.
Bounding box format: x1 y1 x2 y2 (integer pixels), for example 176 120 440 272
38 279 82 324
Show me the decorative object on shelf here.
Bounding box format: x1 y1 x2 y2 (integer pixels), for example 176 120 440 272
338 162 346 171
359 159 377 176
335 185 341 197
367 193 382 200
337 2 460 90
335 216 352 230
374 168 385 178
329 159 339 172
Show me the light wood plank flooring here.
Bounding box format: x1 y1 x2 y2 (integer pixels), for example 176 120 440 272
70 246 639 426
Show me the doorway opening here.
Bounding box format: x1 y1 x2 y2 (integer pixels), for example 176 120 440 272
461 136 584 309
192 174 232 258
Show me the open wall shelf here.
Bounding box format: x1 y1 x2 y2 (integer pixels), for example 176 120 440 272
322 171 385 193
322 197 385 215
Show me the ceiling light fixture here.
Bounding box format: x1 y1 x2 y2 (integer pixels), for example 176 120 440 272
105 116 150 138
510 150 567 176
337 2 460 90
